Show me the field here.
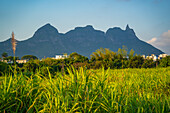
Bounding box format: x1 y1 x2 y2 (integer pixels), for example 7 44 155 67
0 67 170 112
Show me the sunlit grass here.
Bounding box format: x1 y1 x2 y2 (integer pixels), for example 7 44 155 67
0 67 170 112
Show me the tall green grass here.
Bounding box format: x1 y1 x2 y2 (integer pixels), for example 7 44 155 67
0 67 170 112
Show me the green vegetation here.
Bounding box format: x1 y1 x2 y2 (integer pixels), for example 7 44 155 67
1 47 170 72
159 56 170 67
0 62 9 76
1 52 8 59
3 56 19 61
21 55 38 60
0 47 169 112
0 66 169 112
0 48 169 78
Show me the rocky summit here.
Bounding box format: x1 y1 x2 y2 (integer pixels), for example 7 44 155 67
0 24 163 58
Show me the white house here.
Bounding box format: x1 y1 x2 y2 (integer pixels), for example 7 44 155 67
145 54 158 61
158 54 168 60
16 60 27 63
153 55 158 61
0 60 13 63
55 54 68 59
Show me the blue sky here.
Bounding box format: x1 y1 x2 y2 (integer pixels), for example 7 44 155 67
0 0 170 54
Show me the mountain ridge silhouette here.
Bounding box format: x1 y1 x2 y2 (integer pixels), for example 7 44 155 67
0 24 163 58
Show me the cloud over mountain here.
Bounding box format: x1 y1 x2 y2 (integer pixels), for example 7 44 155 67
148 30 170 54
147 37 157 44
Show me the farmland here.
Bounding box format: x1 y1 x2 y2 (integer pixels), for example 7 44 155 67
0 66 169 112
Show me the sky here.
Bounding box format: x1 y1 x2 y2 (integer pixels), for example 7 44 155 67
0 0 170 54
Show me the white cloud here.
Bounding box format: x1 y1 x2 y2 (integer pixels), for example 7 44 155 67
148 30 170 54
162 30 170 39
147 37 157 43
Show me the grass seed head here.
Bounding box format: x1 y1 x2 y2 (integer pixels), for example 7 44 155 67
11 32 17 56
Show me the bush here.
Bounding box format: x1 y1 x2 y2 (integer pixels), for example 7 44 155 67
0 61 9 76
23 60 39 72
159 56 170 67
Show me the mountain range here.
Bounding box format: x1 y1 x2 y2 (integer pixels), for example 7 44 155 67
0 24 164 58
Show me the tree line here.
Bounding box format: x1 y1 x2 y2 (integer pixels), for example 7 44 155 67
0 47 170 77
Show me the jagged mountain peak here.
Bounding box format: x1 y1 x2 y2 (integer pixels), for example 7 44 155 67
105 25 138 41
126 24 130 30
125 24 136 36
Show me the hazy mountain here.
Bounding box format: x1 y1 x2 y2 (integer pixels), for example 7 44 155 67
0 24 163 58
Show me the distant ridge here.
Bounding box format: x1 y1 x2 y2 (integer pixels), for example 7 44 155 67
0 24 164 58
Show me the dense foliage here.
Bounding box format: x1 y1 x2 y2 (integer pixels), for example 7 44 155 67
0 48 169 77
1 52 8 58
0 66 169 112
21 55 38 60
0 62 9 76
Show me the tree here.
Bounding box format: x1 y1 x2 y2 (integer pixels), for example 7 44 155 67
159 56 170 67
4 56 19 61
0 61 9 76
128 55 144 68
23 61 38 72
21 55 38 60
90 48 116 61
69 52 88 62
2 52 8 59
141 59 155 68
117 46 128 58
122 45 128 58
8 56 13 61
69 52 80 60
128 49 134 59
117 48 122 55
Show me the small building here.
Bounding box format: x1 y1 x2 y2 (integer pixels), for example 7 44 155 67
0 60 7 63
145 54 158 61
55 54 68 59
16 60 27 63
0 60 13 63
158 54 168 60
1 59 28 64
153 55 158 61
